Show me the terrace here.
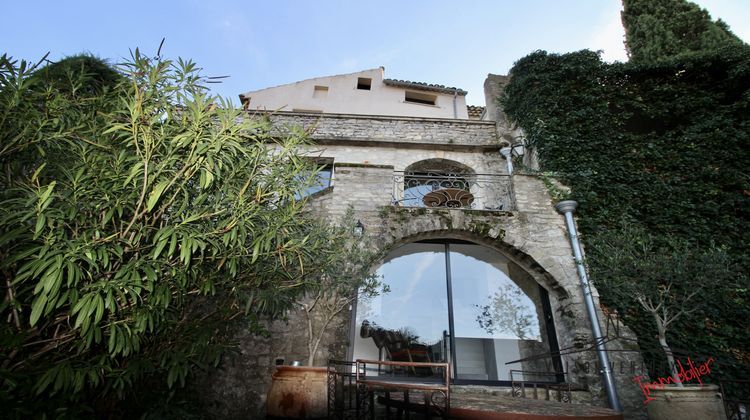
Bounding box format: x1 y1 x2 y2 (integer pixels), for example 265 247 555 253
327 360 624 420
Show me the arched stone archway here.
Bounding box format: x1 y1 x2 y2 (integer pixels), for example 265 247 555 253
357 205 646 414
404 158 475 175
378 228 570 300
352 234 565 383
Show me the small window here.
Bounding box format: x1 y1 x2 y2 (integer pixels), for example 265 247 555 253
357 77 372 90
405 91 437 106
313 85 329 98
296 161 334 199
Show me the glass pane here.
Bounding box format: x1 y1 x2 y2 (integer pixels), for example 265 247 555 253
295 165 332 199
450 244 553 381
353 243 449 377
402 184 433 207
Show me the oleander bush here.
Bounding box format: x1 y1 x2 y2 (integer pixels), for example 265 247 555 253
0 50 349 417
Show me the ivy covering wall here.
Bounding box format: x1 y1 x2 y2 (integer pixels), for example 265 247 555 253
501 45 749 381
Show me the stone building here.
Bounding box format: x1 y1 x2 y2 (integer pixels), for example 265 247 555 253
203 68 645 418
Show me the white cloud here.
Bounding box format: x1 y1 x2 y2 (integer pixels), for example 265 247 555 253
588 10 629 63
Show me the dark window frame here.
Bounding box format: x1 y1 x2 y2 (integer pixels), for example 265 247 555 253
357 77 372 90
348 239 565 386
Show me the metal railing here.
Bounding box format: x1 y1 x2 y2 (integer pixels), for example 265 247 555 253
510 370 572 403
392 172 513 211
328 360 361 420
720 379 750 420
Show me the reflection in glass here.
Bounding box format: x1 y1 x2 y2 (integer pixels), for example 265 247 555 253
450 244 549 381
352 241 559 383
295 165 332 199
352 243 449 377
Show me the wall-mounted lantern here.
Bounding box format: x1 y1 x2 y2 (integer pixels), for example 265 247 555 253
353 220 365 236
500 142 525 175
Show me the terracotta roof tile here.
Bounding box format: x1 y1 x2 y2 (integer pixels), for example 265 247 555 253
383 78 467 95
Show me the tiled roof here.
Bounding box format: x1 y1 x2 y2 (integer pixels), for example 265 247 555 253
383 78 468 96
467 105 485 119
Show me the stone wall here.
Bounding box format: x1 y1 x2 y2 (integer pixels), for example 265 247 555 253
198 168 645 419
196 306 350 418
198 112 646 419
482 74 533 168
265 111 502 149
302 143 508 175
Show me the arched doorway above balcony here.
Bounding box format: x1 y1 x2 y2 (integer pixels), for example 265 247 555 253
400 159 474 208
394 158 511 211
404 158 475 175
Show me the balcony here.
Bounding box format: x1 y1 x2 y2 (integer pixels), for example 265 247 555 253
392 171 513 211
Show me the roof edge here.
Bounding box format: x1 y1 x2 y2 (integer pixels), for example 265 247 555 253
382 79 467 95
240 67 384 97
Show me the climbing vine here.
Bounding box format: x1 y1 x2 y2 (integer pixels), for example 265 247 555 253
501 46 750 383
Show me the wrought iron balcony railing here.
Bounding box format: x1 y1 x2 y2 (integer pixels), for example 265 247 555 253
392 172 513 211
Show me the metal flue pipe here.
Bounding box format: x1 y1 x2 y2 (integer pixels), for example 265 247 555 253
555 200 622 412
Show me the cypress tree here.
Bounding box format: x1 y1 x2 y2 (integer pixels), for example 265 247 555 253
621 0 746 63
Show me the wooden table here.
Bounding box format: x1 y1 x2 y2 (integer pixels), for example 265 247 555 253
422 188 474 208
355 359 450 419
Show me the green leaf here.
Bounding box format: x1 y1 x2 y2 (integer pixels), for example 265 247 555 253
167 366 178 388
71 294 89 316
94 294 104 324
168 231 178 256
38 181 56 209
251 240 260 263
108 324 117 354
124 160 144 185
143 265 157 282
35 367 56 395
34 214 46 238
180 237 191 265
146 179 170 212
200 168 214 189
29 294 47 326
31 162 47 183
152 236 168 259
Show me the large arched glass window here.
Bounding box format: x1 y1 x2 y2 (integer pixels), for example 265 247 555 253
352 240 562 384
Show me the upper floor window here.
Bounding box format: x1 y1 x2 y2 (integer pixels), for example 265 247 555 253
403 172 472 208
313 85 329 98
394 159 512 211
399 159 475 208
296 160 333 199
405 91 437 106
357 77 372 90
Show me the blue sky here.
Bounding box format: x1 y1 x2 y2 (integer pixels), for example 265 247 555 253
4 1 749 105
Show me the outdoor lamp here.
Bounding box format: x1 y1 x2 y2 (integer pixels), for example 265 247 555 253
500 142 525 175
353 220 365 236
511 142 525 157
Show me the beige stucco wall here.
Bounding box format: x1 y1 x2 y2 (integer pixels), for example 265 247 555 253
241 68 469 119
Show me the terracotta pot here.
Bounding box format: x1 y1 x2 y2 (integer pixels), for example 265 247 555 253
647 384 726 420
267 366 329 419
